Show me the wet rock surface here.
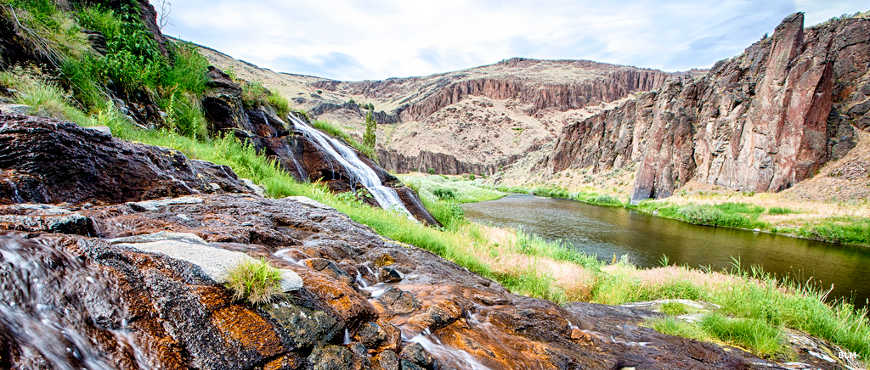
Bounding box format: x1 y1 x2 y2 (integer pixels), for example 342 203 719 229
0 190 788 369
547 13 870 200
0 114 252 205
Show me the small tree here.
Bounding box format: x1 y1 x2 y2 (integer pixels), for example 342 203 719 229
363 109 376 150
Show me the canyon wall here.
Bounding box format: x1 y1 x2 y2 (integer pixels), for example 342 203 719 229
548 13 870 200
395 69 669 122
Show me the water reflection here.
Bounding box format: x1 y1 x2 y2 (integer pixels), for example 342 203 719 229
463 195 870 307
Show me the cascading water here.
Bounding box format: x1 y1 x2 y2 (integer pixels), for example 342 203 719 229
287 114 414 219
0 235 151 369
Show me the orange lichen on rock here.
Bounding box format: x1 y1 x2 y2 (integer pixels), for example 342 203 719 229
210 305 285 357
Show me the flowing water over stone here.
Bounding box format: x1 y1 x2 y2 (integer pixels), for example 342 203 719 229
463 195 870 307
288 115 413 218
0 236 146 369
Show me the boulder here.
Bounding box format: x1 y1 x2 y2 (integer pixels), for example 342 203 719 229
0 114 252 205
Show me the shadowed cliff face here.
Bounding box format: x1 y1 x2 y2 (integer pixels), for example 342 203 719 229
547 13 870 200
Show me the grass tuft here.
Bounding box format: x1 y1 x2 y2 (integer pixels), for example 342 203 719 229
226 258 283 305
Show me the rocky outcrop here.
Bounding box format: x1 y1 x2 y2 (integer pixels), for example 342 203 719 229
378 149 506 176
310 101 400 124
0 192 777 369
547 13 870 200
0 114 252 205
200 68 439 225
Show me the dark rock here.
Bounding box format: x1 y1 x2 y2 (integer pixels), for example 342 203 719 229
379 266 403 283
264 300 342 350
378 287 420 314
374 350 400 370
0 114 251 205
399 343 434 370
308 345 354 370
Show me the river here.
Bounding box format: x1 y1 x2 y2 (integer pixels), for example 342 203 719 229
462 194 870 307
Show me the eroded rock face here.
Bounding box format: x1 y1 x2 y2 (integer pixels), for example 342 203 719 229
547 13 870 200
0 194 776 369
0 114 252 205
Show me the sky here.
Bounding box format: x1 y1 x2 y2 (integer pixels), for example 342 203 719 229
152 1 868 81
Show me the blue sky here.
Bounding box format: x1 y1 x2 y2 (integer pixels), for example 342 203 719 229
153 1 868 81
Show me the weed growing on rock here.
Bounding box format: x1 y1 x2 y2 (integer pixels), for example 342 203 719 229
226 258 282 305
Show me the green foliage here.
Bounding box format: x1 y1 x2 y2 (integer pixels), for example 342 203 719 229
2 0 89 64
432 187 457 200
240 81 290 117
311 120 377 160
398 174 504 204
797 218 870 245
226 258 283 305
649 317 710 342
637 202 767 230
661 301 689 316
700 314 785 357
514 232 601 269
767 207 796 215
363 109 376 151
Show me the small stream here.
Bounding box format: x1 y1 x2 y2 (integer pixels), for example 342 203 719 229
463 195 870 307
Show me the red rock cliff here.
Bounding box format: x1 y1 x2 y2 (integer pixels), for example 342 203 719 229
547 13 870 200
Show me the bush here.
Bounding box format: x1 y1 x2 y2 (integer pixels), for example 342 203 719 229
767 207 796 215
225 258 283 305
432 187 457 200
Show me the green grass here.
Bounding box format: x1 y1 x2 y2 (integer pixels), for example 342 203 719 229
594 261 870 360
399 174 504 204
767 207 796 215
226 258 283 305
635 202 767 230
649 317 710 341
661 301 689 316
311 120 377 161
700 314 785 357
513 232 600 269
241 81 290 118
4 6 870 359
797 218 870 245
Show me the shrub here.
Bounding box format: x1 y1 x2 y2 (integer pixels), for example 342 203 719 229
363 109 376 150
767 207 796 215
432 187 457 200
225 258 283 305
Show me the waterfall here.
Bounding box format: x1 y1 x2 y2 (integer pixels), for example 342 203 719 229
287 115 414 219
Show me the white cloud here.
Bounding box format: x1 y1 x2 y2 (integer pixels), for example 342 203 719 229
154 0 868 80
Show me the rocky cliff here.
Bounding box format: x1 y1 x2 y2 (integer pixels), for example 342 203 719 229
197 50 671 176
0 113 783 369
548 13 870 200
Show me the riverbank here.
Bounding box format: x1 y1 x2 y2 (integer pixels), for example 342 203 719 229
489 178 870 248
402 173 870 363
